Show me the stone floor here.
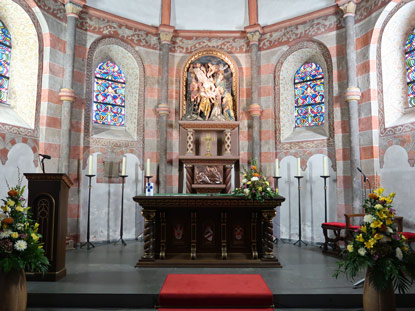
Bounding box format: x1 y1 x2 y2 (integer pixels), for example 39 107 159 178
26 240 415 309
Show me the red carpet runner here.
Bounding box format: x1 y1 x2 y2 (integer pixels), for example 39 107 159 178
158 274 274 310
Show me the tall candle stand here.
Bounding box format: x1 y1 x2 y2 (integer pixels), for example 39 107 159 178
81 174 95 250
320 175 330 223
272 176 282 244
293 176 307 247
114 174 128 246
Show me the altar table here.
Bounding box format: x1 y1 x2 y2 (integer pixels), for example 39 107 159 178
133 194 285 267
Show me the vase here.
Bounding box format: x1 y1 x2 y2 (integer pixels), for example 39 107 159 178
0 269 27 311
363 270 395 311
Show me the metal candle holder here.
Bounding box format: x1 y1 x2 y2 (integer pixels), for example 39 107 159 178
114 174 128 246
320 175 330 223
81 174 96 250
273 176 282 192
293 176 307 247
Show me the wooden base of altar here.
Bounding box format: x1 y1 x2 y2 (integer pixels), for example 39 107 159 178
133 195 285 268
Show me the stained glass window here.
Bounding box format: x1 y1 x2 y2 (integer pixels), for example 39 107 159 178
93 61 126 126
0 20 11 105
294 62 324 127
405 29 415 107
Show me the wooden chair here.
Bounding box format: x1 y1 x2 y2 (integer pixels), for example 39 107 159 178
321 219 360 254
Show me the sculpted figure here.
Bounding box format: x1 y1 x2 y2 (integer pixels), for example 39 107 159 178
209 87 226 121
222 91 235 121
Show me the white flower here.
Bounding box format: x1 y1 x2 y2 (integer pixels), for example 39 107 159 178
363 215 375 223
267 187 271 191
0 229 12 239
0 212 5 221
396 247 403 261
241 179 247 184
374 204 383 209
16 223 24 231
387 227 393 233
14 240 27 251
243 189 250 195
251 177 259 181
358 248 367 256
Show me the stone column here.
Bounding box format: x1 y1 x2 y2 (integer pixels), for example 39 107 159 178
338 0 362 214
247 30 262 166
58 0 85 174
156 27 174 193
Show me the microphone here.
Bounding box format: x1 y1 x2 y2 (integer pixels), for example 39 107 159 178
39 154 51 159
357 167 368 182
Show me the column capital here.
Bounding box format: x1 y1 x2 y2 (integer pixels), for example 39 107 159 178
245 25 262 45
336 0 359 17
345 87 361 102
64 0 85 18
159 25 175 44
248 103 262 117
59 88 75 102
157 104 170 116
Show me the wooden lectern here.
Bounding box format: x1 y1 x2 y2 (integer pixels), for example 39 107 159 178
24 173 73 281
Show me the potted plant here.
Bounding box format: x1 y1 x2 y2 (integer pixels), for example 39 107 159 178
0 178 49 311
334 188 415 311
233 160 278 201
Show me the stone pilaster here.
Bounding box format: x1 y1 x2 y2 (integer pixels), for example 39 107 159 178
58 0 85 174
337 0 362 214
246 29 262 166
157 26 174 193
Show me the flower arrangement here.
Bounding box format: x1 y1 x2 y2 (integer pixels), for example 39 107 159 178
334 188 415 293
233 160 278 201
0 179 48 273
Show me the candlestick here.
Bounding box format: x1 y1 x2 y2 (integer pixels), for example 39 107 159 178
323 156 328 176
80 174 96 250
297 158 301 176
146 158 151 176
275 159 279 177
114 174 128 246
320 175 330 223
88 155 93 175
121 156 126 176
293 176 307 247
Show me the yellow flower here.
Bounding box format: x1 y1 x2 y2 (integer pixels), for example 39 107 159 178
360 226 367 233
374 204 383 209
374 233 383 240
258 187 262 192
15 206 24 212
265 181 270 186
38 245 43 249
247 181 251 185
364 238 376 249
386 218 393 225
31 233 39 241
34 223 39 229
402 245 409 252
376 211 386 219
388 192 395 198
370 220 383 228
356 234 365 242
7 199 15 207
347 244 354 252
11 232 19 239
374 187 385 196
1 205 9 213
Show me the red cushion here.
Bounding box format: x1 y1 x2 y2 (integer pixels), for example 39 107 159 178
322 222 346 228
401 232 415 239
322 222 360 230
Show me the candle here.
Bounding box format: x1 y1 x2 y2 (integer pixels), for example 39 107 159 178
121 156 126 176
88 155 93 175
275 159 279 177
323 156 328 176
297 158 301 176
146 158 151 176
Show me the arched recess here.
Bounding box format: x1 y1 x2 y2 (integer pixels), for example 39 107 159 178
0 0 44 136
274 40 335 169
374 0 415 167
84 37 145 167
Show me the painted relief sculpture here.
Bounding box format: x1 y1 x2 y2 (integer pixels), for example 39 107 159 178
182 52 237 121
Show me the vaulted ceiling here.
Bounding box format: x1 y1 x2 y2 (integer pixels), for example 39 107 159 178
86 0 335 31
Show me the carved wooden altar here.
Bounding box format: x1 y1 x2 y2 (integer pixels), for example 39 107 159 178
134 195 285 267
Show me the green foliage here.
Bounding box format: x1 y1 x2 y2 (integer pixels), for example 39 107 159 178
0 176 49 273
334 188 415 294
233 159 278 202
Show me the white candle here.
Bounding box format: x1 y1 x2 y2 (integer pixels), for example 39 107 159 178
297 158 301 176
146 158 151 176
121 156 126 176
323 156 328 176
275 159 279 177
88 155 93 175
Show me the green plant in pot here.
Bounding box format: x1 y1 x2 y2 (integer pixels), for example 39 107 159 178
334 188 415 311
0 179 49 311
